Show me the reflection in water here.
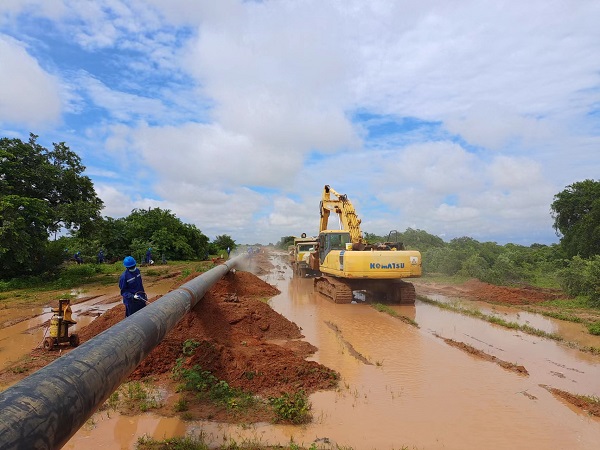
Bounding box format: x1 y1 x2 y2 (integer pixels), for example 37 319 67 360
114 415 138 449
64 412 188 449
60 253 600 449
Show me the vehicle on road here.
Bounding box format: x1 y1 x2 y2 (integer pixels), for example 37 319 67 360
310 185 422 304
290 234 320 277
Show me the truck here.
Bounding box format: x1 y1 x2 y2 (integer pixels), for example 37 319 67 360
290 233 320 277
309 185 422 304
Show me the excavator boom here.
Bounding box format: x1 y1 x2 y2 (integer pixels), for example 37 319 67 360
320 185 363 243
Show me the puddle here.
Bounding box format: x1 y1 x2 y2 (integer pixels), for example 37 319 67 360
0 277 180 371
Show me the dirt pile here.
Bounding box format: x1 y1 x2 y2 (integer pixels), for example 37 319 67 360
125 270 338 396
415 278 564 305
462 279 563 305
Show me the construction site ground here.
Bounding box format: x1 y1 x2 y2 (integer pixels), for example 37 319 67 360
1 249 600 448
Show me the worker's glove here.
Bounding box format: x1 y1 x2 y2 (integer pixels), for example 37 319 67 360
134 292 148 303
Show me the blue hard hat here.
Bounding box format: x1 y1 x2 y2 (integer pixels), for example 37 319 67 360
123 256 137 268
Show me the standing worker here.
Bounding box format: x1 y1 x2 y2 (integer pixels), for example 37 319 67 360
119 256 147 317
145 247 153 265
74 252 83 265
227 246 231 258
97 249 105 264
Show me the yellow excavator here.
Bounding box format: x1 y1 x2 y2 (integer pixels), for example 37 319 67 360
309 185 422 304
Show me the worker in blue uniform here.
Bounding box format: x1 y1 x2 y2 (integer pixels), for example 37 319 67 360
119 256 147 317
145 247 153 264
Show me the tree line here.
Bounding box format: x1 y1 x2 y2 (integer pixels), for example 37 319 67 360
0 135 236 279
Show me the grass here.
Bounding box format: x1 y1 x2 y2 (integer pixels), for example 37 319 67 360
0 260 207 310
172 362 316 425
171 341 317 425
136 434 356 450
588 322 600 336
0 260 207 295
419 294 600 354
269 390 312 424
137 434 210 450
371 303 419 327
523 308 585 324
100 380 163 413
179 269 192 279
173 363 256 411
538 295 592 309
418 295 563 341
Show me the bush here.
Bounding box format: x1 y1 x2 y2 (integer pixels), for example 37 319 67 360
269 390 312 424
174 363 254 410
460 254 490 279
588 322 600 336
557 256 600 307
479 254 533 286
422 247 463 275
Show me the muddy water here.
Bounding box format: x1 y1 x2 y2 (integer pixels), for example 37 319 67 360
0 278 177 372
0 302 104 371
420 292 600 349
62 257 600 448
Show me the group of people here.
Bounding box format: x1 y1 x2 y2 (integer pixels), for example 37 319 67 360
70 248 157 266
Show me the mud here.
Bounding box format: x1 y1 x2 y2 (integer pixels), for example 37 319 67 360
435 334 529 375
543 385 600 417
416 279 564 305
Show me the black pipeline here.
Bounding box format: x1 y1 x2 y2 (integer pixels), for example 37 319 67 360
0 254 248 450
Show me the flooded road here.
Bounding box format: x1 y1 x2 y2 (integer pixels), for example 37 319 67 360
61 255 600 448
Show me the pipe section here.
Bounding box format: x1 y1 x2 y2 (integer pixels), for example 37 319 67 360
0 254 248 450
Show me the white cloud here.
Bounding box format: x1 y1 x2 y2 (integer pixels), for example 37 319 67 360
444 103 553 150
126 122 304 187
77 73 168 121
0 0 66 21
3 0 599 246
181 1 360 154
0 35 62 127
95 183 163 218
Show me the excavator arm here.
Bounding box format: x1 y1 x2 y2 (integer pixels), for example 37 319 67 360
319 185 363 243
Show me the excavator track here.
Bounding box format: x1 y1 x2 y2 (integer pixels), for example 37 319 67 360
395 280 416 305
314 276 354 304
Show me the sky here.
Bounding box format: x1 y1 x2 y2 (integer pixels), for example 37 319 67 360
1 0 599 246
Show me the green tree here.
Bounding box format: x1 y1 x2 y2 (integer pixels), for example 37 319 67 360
123 208 209 261
277 236 295 249
76 208 210 263
422 247 463 275
213 235 236 253
551 179 600 258
556 255 600 307
401 228 445 251
0 135 103 277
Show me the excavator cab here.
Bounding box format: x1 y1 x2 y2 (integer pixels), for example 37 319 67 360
318 231 351 261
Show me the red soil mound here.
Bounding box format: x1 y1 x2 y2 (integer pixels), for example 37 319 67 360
78 270 338 397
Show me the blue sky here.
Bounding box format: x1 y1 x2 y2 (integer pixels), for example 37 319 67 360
1 1 599 246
